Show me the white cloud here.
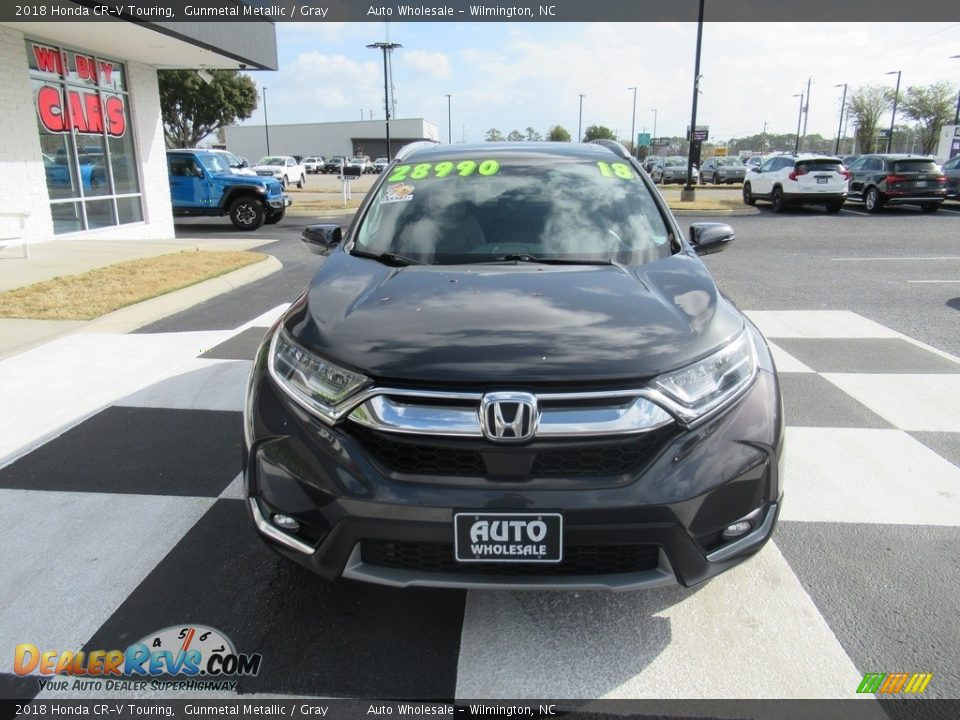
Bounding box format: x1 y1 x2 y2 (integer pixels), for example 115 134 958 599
399 50 452 79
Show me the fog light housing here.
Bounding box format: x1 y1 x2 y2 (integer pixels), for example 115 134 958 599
272 514 300 532
722 521 752 539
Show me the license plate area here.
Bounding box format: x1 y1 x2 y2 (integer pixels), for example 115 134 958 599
454 512 563 563
915 180 928 188
816 176 829 184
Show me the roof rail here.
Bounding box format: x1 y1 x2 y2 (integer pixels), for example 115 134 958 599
588 139 631 159
395 140 440 161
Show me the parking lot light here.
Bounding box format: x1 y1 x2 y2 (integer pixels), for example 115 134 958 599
793 93 804 153
885 70 902 154
834 83 847 155
950 56 960 125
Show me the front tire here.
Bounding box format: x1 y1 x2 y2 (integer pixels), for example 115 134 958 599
228 197 265 231
771 187 786 213
864 187 883 213
264 208 285 225
297 174 305 189
743 183 756 206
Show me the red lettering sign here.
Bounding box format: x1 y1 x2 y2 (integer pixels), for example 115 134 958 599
36 85 126 137
32 44 117 86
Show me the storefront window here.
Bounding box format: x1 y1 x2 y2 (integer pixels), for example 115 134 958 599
27 40 142 234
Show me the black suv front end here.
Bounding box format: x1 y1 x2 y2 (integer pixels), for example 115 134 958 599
243 141 784 590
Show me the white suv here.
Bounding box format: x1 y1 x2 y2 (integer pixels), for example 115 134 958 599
742 153 849 213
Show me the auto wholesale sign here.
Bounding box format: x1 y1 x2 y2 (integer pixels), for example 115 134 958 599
31 43 126 137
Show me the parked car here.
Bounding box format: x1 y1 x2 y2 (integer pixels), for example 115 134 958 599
742 153 849 213
251 155 307 188
841 154 860 168
656 156 699 184
167 149 290 230
701 156 746 185
743 156 764 171
373 157 390 173
846 154 947 213
322 156 351 174
942 155 960 200
302 156 325 174
243 140 784 590
351 155 374 174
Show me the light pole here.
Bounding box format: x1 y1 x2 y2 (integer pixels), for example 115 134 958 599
445 94 452 144
682 0 705 200
577 94 585 142
886 70 901 154
833 83 847 155
793 93 804 153
367 41 402 161
951 55 960 125
628 86 637 157
262 87 270 155
800 76 811 152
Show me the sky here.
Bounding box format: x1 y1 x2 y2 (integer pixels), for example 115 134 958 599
238 21 960 145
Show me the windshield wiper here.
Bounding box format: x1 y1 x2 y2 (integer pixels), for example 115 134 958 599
350 249 422 267
492 254 614 266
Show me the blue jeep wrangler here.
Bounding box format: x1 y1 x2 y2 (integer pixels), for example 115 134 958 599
167 149 291 231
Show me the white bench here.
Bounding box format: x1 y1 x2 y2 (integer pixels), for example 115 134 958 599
0 211 31 259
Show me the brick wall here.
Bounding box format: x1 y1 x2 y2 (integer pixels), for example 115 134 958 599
0 26 174 245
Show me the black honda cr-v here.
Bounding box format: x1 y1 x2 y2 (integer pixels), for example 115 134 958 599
243 140 784 591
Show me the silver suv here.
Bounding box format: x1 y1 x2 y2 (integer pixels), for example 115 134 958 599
742 153 849 213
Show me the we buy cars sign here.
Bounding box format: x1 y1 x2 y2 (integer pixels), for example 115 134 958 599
31 43 126 137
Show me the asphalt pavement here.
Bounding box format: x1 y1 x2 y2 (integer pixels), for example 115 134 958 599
0 208 958 704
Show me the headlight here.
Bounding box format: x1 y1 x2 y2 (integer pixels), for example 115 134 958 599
652 330 757 423
269 328 370 422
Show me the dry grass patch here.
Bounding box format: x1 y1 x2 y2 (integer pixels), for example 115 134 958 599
0 250 266 320
666 197 747 212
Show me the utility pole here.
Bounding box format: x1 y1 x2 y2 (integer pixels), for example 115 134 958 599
800 76 811 152
833 83 847 155
628 86 637 157
577 94 585 142
445 94 452 144
367 42 402 161
793 93 804 153
886 70 902 154
262 87 270 155
681 0 705 201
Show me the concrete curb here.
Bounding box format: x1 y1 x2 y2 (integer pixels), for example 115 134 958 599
670 206 761 216
79 255 282 334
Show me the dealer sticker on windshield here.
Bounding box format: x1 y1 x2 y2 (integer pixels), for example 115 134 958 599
382 183 415 203
454 512 563 563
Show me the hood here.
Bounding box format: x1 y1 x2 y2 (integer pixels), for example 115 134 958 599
213 172 280 189
251 165 284 173
283 252 745 386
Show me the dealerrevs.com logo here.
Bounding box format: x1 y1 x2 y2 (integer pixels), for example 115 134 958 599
14 625 262 692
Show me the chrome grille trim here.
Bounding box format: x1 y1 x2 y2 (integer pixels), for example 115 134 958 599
348 392 674 438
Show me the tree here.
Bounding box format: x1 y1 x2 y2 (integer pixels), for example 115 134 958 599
159 70 258 148
547 125 571 142
898 81 957 155
583 124 616 142
525 126 542 142
847 85 890 154
485 128 505 142
637 145 650 162
507 130 525 142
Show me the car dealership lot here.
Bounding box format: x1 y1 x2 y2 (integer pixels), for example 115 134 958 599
0 211 958 700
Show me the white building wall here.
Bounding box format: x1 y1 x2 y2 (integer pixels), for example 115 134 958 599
224 119 439 163
0 25 55 243
0 25 173 245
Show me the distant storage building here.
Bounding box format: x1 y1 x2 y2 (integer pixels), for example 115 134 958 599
224 119 439 163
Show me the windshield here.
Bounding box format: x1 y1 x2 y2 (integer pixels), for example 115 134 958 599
718 157 741 166
353 156 673 266
663 158 685 167
220 151 243 167
258 157 285 166
892 160 939 174
198 154 231 174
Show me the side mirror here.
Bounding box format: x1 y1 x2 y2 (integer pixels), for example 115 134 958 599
689 222 735 255
239 158 249 168
301 224 343 255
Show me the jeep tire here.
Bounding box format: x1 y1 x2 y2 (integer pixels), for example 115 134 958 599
229 196 266 231
265 208 285 225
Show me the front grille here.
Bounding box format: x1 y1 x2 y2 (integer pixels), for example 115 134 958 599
361 540 660 576
349 426 673 480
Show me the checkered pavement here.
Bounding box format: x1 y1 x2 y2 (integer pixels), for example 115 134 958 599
0 307 957 701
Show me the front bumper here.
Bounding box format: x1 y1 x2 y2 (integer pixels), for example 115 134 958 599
243 340 784 591
268 195 292 210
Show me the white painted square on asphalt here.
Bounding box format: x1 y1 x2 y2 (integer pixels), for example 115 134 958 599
768 342 815 373
0 489 213 675
823 373 960 432
746 311 900 339
455 543 862 699
238 303 291 330
116 358 253 413
780 427 960 525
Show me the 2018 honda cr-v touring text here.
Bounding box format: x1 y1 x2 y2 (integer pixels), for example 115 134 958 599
243 140 784 591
